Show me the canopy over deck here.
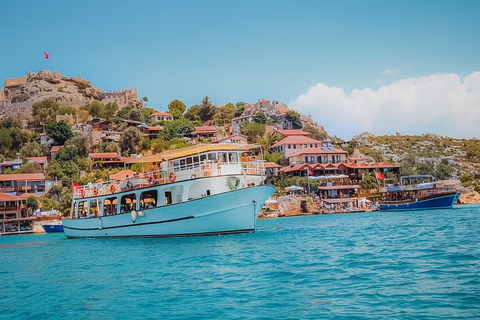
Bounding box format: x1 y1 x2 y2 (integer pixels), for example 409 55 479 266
126 144 261 164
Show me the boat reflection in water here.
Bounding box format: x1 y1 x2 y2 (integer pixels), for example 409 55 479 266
63 144 275 238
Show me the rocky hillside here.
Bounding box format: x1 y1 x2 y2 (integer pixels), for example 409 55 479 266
355 132 480 178
0 70 145 119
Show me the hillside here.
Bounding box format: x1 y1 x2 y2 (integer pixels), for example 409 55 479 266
0 70 145 119
353 132 480 178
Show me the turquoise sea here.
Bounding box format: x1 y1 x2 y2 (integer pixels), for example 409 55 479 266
1 205 479 320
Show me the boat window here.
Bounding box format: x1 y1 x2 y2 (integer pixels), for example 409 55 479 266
78 201 88 219
186 157 193 169
180 159 186 170
207 153 216 161
104 197 118 216
165 191 172 205
120 194 136 213
228 153 238 163
192 155 200 168
89 200 100 218
218 152 227 163
140 190 158 209
173 161 180 171
200 154 207 162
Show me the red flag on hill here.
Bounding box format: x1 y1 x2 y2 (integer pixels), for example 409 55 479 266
307 168 313 175
204 120 210 126
44 52 49 59
374 170 384 180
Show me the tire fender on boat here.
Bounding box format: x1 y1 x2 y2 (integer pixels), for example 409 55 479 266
227 177 241 190
131 210 137 223
138 211 144 218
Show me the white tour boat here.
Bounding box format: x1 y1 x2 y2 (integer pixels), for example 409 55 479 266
63 144 276 238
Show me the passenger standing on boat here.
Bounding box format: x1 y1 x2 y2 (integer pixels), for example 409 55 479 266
160 159 168 181
241 153 248 162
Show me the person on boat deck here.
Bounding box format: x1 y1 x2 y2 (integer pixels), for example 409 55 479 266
216 155 222 164
241 153 248 162
160 159 168 177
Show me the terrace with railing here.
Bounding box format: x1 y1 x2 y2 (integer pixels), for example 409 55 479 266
73 160 266 199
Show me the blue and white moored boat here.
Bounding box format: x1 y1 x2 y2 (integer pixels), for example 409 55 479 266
378 175 461 211
63 144 275 238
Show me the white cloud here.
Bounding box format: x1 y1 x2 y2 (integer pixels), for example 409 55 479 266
289 72 480 140
381 68 399 75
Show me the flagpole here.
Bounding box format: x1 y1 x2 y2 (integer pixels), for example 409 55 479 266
307 168 310 194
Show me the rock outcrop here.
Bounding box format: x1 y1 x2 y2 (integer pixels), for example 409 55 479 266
0 70 145 119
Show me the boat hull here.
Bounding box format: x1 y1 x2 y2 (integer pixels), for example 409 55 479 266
63 185 275 238
379 192 461 211
43 225 64 233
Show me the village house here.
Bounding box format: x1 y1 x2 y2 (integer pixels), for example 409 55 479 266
0 158 23 173
26 156 48 171
187 126 217 139
0 173 46 194
215 134 248 145
140 126 162 139
50 145 64 160
231 115 253 134
0 193 36 235
88 152 124 168
150 112 174 123
38 133 54 145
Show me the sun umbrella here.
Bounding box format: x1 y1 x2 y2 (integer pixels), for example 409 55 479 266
265 199 278 204
285 185 304 191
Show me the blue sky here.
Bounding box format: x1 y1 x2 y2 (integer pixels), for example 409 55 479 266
1 1 479 138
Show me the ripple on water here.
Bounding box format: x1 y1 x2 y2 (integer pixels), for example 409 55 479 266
1 205 480 319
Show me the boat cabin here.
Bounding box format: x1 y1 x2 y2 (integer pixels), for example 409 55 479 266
71 144 265 219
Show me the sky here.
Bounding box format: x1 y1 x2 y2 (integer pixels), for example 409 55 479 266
1 0 479 140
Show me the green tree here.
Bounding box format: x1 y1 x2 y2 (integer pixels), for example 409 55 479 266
285 110 302 129
46 120 73 145
32 98 60 125
199 96 215 123
20 162 43 173
97 141 121 153
264 152 283 164
168 100 187 119
220 103 236 121
67 134 92 158
87 101 105 118
256 132 282 152
26 196 39 212
358 170 379 190
184 105 202 123
20 142 44 158
120 127 142 156
435 159 454 180
45 162 64 180
235 102 245 117
142 96 148 102
417 162 435 176
160 118 195 141
252 111 267 124
151 138 171 153
116 106 134 120
241 122 266 143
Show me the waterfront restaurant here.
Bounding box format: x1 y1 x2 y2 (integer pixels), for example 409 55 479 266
0 193 35 235
0 173 46 194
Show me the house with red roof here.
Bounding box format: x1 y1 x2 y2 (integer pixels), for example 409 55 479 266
88 153 125 168
273 129 311 138
271 135 348 165
140 126 162 139
26 156 48 171
187 126 217 139
0 173 46 194
0 193 36 235
150 112 174 123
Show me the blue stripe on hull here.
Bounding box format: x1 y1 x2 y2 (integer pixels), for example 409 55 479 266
379 193 460 211
43 225 64 233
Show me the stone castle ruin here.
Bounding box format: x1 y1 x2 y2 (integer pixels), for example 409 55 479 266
243 98 289 118
0 70 145 119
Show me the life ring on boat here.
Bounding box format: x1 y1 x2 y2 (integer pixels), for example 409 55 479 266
191 174 196 179
80 189 85 197
93 187 99 196
148 175 154 185
227 177 241 190
169 172 177 182
110 185 115 194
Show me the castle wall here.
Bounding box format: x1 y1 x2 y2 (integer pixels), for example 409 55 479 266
5 76 27 87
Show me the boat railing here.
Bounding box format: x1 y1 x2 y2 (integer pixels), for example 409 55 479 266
73 160 266 199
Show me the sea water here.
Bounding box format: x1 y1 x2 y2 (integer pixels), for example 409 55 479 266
1 205 479 320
